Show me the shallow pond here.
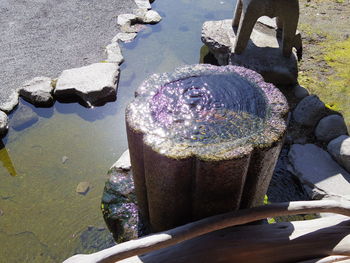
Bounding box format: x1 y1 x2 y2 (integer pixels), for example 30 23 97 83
0 0 233 261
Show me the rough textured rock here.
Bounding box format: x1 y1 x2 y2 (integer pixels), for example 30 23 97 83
10 104 39 131
327 135 350 173
135 9 162 24
0 111 9 136
105 42 124 64
110 150 131 172
134 0 151 9
315 115 348 143
293 95 326 127
117 14 137 27
101 157 138 242
76 182 91 195
112 33 137 43
54 63 119 107
294 84 309 99
288 144 350 201
0 90 19 113
19 77 54 107
201 18 299 85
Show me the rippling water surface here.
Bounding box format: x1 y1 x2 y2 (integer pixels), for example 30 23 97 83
150 74 267 144
0 0 233 262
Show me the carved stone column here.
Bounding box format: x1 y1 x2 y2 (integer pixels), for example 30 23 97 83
126 64 288 232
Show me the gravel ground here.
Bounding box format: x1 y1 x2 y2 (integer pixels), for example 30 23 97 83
0 0 136 110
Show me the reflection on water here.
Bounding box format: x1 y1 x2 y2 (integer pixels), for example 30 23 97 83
0 0 233 262
0 141 17 177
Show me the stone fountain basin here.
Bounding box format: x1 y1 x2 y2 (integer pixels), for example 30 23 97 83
126 64 289 232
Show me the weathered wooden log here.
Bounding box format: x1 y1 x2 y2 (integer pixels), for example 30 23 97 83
125 64 288 232
297 256 350 263
117 215 350 263
62 200 350 263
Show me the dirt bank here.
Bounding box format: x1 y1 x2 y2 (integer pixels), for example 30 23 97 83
298 0 350 127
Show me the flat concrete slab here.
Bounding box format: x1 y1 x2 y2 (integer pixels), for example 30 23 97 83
0 0 136 111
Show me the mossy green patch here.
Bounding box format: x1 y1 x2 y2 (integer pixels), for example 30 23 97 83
322 39 350 126
298 37 350 128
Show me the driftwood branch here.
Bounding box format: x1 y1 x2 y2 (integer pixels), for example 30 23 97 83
297 256 350 263
63 200 350 263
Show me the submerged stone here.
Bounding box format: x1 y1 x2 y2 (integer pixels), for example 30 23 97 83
76 182 91 195
102 151 138 242
75 226 115 253
10 104 39 131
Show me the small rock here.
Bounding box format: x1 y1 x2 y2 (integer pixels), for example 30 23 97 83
62 156 69 164
142 10 162 24
105 42 124 64
117 14 137 27
293 95 326 127
0 111 9 136
19 77 54 107
327 135 350 173
110 149 131 172
54 63 119 107
134 0 151 9
135 9 161 24
0 90 19 113
76 182 91 195
112 32 137 43
315 114 348 143
293 84 309 99
288 143 350 200
10 104 39 131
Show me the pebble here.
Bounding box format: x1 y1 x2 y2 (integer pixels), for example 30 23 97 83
76 182 91 195
62 156 69 164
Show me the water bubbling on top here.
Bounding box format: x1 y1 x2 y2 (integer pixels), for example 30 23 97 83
126 64 288 159
149 74 268 144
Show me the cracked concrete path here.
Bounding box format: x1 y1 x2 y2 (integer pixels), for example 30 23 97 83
0 0 137 111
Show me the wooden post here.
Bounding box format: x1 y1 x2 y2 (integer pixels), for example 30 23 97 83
125 64 288 232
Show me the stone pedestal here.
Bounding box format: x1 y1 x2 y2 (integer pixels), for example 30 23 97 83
201 17 301 85
126 64 288 232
